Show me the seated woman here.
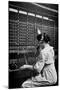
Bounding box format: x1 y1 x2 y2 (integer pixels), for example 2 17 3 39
21 33 57 88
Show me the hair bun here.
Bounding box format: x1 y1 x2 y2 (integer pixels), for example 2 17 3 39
37 34 42 41
43 33 50 43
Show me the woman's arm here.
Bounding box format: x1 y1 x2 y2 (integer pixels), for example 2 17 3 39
33 51 45 73
20 64 33 70
33 61 44 73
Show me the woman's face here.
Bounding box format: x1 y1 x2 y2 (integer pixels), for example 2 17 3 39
39 41 45 49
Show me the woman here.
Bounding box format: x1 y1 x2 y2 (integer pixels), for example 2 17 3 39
21 33 57 88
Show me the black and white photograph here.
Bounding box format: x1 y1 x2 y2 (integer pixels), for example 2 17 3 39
9 1 58 89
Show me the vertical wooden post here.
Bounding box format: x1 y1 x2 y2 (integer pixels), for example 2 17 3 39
54 20 55 49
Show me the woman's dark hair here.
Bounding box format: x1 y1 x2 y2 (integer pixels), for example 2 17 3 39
37 34 42 41
43 33 50 43
37 33 50 43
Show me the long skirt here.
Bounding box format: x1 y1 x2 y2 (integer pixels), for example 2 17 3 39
22 64 57 88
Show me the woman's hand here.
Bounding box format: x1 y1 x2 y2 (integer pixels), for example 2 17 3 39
20 64 33 70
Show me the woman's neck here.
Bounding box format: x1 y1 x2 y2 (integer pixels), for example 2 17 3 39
44 43 49 48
